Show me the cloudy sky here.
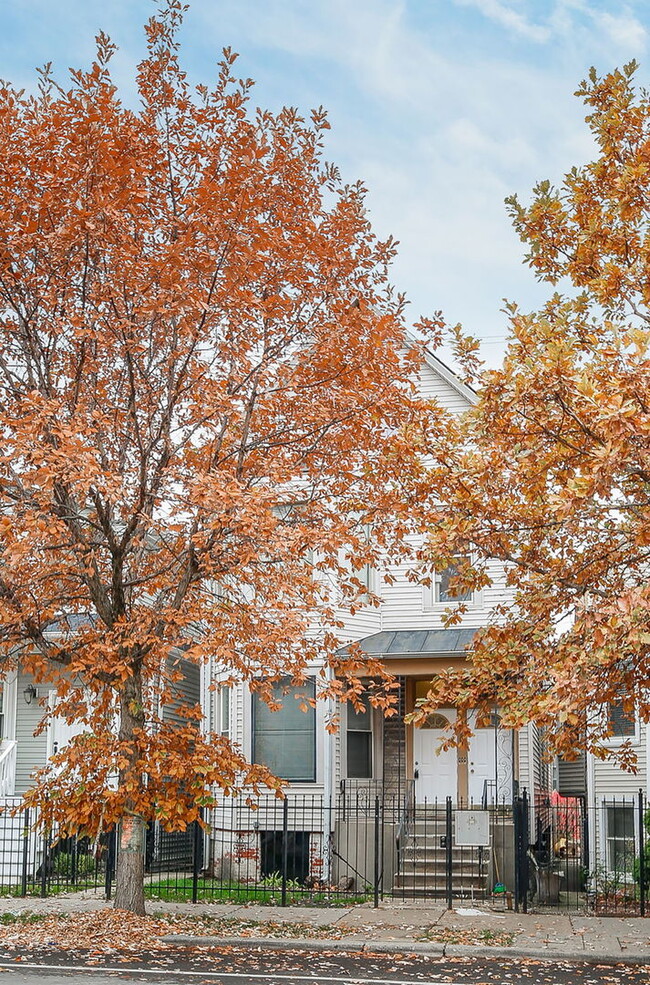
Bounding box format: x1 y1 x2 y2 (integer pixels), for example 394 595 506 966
2 1 648 365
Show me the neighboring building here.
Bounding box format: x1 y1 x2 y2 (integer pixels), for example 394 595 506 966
554 698 648 888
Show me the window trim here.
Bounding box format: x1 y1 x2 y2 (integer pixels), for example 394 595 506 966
344 694 383 781
345 695 373 780
215 685 230 738
422 555 481 611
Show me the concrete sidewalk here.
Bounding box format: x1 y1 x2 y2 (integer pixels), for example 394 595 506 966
1 891 649 964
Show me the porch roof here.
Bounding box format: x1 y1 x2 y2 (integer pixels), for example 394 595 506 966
340 628 476 657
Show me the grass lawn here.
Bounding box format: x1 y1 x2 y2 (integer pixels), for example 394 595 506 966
144 877 370 906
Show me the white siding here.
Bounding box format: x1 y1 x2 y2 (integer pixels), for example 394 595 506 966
379 554 508 634
591 722 647 800
14 673 48 796
417 359 474 415
588 725 647 878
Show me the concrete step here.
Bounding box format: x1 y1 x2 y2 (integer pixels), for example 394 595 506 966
400 855 487 870
401 843 488 857
393 875 487 891
391 885 488 899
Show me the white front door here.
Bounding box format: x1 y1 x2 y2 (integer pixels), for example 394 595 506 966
48 692 85 758
468 713 497 804
413 708 457 803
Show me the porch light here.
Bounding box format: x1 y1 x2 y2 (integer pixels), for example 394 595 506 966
23 684 37 705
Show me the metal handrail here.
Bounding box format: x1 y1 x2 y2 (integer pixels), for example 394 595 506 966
0 740 17 797
395 780 415 879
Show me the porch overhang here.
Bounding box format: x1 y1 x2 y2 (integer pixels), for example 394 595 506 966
337 628 476 676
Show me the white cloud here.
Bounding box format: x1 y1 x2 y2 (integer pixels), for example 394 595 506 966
592 9 647 54
454 0 551 42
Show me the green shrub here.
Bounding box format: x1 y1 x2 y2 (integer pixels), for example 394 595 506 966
51 851 96 879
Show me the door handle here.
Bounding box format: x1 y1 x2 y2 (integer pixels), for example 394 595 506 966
414 769 419 780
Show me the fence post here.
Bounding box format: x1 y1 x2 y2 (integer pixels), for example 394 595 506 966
21 808 29 897
639 788 646 918
445 796 453 910
40 831 48 898
71 834 78 887
105 827 116 901
521 789 529 915
191 817 202 904
281 796 289 907
373 796 380 909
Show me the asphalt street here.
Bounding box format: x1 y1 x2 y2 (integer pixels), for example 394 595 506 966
0 948 648 985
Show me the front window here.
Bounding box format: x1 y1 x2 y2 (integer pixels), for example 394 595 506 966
346 695 373 778
605 804 635 875
252 678 316 782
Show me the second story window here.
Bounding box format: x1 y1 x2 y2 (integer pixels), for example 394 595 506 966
423 555 473 608
607 698 635 739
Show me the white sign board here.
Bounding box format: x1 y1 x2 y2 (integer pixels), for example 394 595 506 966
455 810 490 847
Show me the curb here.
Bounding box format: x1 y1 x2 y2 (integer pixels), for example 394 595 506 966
163 934 443 955
162 935 650 965
447 944 650 965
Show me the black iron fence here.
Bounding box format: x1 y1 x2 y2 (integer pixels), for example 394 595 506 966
0 805 114 898
517 788 649 916
0 787 649 914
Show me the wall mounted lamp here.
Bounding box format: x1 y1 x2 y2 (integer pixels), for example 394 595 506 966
23 684 37 705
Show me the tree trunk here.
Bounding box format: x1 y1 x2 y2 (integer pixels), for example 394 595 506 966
114 813 146 914
113 660 147 914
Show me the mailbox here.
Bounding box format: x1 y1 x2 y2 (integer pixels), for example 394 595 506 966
455 809 490 847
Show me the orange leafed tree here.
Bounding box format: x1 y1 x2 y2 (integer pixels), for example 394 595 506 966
416 63 650 770
0 2 440 913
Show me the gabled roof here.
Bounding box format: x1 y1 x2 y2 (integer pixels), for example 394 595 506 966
404 331 478 406
421 347 478 406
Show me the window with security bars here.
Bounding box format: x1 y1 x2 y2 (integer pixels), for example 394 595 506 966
252 678 316 782
346 695 373 778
